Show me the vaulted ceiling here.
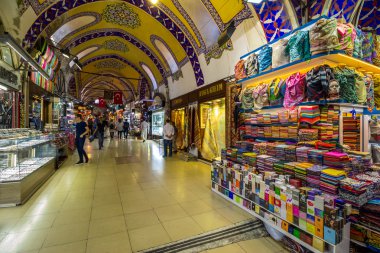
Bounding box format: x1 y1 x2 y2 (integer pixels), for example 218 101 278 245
13 0 380 103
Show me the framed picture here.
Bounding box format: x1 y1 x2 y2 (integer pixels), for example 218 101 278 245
1 46 13 67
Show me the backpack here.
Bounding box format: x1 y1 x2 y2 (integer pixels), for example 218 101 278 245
234 59 247 80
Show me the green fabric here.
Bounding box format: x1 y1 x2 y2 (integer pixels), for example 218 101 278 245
286 31 311 62
333 67 358 103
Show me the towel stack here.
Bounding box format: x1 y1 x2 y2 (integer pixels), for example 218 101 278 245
320 169 346 194
299 105 321 124
296 146 312 162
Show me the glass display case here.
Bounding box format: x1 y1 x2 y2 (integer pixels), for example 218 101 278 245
0 129 56 206
152 110 164 137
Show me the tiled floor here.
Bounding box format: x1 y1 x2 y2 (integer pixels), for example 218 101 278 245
0 138 286 253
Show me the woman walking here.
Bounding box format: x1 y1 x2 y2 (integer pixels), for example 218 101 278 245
116 118 124 139
109 119 116 139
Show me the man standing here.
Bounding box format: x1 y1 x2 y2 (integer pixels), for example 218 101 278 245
141 119 149 142
75 114 89 164
163 119 174 157
123 119 130 139
93 116 106 150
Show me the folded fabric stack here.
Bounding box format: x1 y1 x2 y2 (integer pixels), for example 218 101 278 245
263 114 271 124
339 177 370 208
242 152 257 167
246 114 258 124
254 142 267 154
308 149 326 165
257 127 264 137
360 198 380 229
295 162 313 185
274 162 285 174
320 168 346 194
237 150 245 164
289 109 298 122
221 148 227 160
285 145 297 161
288 126 298 139
264 126 272 137
343 116 361 151
307 165 327 188
296 146 312 162
323 151 350 168
270 114 279 124
354 172 380 199
257 114 264 124
266 142 278 156
271 126 280 138
257 155 271 172
283 162 298 177
313 123 335 141
226 148 238 162
278 110 289 123
299 105 321 124
265 157 280 172
298 128 319 141
280 126 289 138
276 144 287 160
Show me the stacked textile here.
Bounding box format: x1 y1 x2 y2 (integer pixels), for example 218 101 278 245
273 162 285 175
296 146 312 162
339 178 370 208
270 114 279 124
221 148 227 160
283 162 298 177
360 198 380 229
257 155 271 172
298 129 319 141
323 151 350 168
265 157 280 172
285 145 297 161
307 165 327 188
276 144 287 160
266 142 278 157
313 123 334 141
257 127 264 137
264 127 272 137
289 110 298 122
320 168 346 194
355 172 380 199
278 110 289 123
295 163 313 185
308 149 327 165
254 143 267 155
242 152 257 167
299 105 320 124
343 116 361 151
226 148 238 162
288 126 299 139
263 114 271 124
280 127 289 138
271 126 280 138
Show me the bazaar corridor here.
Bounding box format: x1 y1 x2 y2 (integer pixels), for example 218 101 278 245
0 139 285 253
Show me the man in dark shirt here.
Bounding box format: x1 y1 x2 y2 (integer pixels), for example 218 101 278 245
75 114 89 164
93 116 107 150
123 120 129 139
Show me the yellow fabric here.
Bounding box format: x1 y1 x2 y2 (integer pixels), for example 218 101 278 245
201 111 219 160
355 71 367 104
322 169 346 177
374 76 380 108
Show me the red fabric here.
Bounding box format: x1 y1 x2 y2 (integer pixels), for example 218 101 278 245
113 91 123 105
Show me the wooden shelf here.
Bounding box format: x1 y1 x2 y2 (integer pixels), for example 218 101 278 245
238 51 380 87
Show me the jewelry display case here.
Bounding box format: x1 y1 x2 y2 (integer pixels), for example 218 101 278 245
0 129 56 206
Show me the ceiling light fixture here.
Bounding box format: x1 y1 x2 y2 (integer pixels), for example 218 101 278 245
61 48 71 58
0 33 50 80
0 85 8 91
150 0 158 4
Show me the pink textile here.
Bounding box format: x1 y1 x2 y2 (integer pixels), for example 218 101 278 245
284 72 306 109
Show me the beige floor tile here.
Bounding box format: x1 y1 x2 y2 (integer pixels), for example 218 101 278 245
44 222 89 247
39 241 87 253
192 211 231 232
92 194 121 207
0 228 49 253
23 201 63 216
87 231 132 253
61 198 93 211
201 195 232 209
162 217 204 241
179 199 213 216
146 195 178 208
122 198 153 214
128 224 171 252
118 184 141 193
53 208 91 226
238 238 283 253
208 244 245 253
265 237 286 252
215 206 251 224
0 218 21 234
11 213 56 233
88 215 126 238
120 190 146 202
125 210 160 230
140 181 162 190
91 203 123 220
154 204 188 222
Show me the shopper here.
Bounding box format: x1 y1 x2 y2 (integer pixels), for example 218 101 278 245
163 119 175 157
93 116 106 150
172 121 178 153
75 114 89 164
109 119 116 139
116 118 124 139
87 117 94 135
123 120 130 139
141 119 150 142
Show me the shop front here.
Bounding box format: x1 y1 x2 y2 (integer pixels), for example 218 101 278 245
0 64 20 129
171 93 189 151
149 94 165 140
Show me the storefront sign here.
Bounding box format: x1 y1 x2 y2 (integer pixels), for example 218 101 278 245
0 65 18 89
197 81 226 102
171 94 189 109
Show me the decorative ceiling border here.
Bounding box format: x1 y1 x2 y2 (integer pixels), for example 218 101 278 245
150 35 182 74
22 0 205 86
160 0 206 54
69 44 102 69
64 29 168 79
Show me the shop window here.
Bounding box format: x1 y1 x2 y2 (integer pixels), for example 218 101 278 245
153 38 179 74
141 64 157 90
50 16 97 45
69 46 99 68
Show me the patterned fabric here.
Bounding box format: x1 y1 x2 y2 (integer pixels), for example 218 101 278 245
284 73 306 108
333 67 358 103
234 60 247 80
306 65 334 101
240 87 255 110
286 31 310 62
309 18 339 55
355 71 367 104
336 22 357 56
366 74 375 112
201 111 219 160
374 76 380 109
258 46 272 73
268 78 286 106
194 108 201 150
363 32 375 63
253 84 269 110
354 28 364 59
272 39 289 68
245 54 259 77
373 35 380 66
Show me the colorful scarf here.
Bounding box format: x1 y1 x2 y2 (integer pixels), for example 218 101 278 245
309 18 339 55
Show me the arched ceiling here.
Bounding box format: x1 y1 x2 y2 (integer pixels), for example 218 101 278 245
15 0 380 103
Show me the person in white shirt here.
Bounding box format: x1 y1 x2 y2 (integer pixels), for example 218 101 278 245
163 119 175 157
141 119 150 142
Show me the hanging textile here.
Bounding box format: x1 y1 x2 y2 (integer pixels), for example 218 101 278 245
309 18 339 55
284 72 306 108
333 67 357 103
245 54 259 77
373 35 380 66
234 59 247 80
253 84 269 110
272 39 289 68
336 22 357 56
365 74 375 112
240 87 255 110
194 108 201 150
363 32 375 63
354 28 364 59
374 75 380 109
258 46 272 73
201 111 219 160
306 65 334 101
184 107 189 149
268 78 286 106
286 30 311 62
355 71 367 104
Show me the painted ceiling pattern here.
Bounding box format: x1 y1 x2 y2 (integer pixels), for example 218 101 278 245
94 59 126 70
18 0 380 102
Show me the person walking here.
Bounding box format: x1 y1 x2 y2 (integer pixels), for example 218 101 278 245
163 119 174 157
87 117 94 135
141 119 149 142
93 116 106 150
75 114 89 164
109 119 116 139
172 121 178 153
116 118 124 139
123 119 130 139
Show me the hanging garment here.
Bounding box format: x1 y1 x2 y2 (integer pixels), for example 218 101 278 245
272 39 289 68
268 78 286 106
309 18 340 55
286 31 311 62
258 46 272 73
333 67 358 103
284 72 306 108
240 87 255 110
245 54 259 77
354 28 364 59
373 35 380 66
194 108 201 150
201 111 219 160
374 75 380 109
363 32 375 63
306 65 334 101
336 22 357 56
355 71 367 104
253 84 269 110
234 59 247 80
365 74 375 112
